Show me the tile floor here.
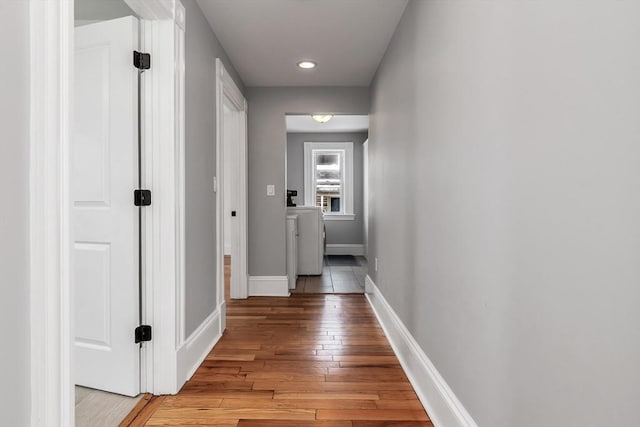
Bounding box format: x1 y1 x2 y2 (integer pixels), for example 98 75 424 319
292 256 367 294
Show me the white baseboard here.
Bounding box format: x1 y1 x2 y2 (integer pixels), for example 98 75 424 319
325 243 365 256
365 275 478 427
219 300 227 332
249 276 290 297
177 307 222 384
364 274 375 294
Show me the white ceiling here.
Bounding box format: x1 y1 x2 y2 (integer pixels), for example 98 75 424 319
286 115 369 133
196 0 408 87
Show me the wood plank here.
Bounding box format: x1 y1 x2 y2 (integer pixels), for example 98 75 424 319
375 400 426 410
332 355 399 363
377 391 420 400
118 393 153 426
220 398 377 410
169 390 274 400
181 381 254 391
252 381 414 392
238 421 351 427
123 395 166 427
353 422 434 427
147 407 316 422
244 372 326 382
263 360 339 370
274 392 379 401
147 420 238 427
160 397 223 408
317 409 429 421
207 354 256 361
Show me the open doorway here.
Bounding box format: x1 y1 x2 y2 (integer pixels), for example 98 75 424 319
285 114 369 294
72 1 145 425
216 59 248 305
31 1 187 424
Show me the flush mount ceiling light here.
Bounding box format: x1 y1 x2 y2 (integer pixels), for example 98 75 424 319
297 60 317 69
311 114 333 123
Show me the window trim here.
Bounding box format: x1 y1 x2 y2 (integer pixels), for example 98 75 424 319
304 142 355 220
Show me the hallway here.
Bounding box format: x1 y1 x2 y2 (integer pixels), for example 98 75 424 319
125 294 431 426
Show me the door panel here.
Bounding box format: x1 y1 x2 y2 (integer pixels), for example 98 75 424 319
73 16 140 397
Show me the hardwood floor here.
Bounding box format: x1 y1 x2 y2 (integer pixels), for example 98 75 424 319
124 294 432 426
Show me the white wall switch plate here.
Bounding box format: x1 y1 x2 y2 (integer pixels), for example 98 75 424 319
267 184 275 196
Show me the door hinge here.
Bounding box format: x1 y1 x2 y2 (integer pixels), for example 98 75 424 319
134 189 151 206
133 51 151 70
135 325 152 343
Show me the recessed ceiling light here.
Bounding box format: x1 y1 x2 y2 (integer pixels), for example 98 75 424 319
311 114 333 123
297 60 317 69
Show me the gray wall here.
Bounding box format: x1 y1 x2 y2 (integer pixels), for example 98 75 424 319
287 132 368 245
369 1 640 426
74 0 134 21
0 1 31 424
184 0 244 336
246 87 369 276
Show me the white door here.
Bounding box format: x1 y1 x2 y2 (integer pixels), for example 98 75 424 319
73 16 140 397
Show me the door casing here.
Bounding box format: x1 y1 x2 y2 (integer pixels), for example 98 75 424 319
216 58 249 302
29 1 187 425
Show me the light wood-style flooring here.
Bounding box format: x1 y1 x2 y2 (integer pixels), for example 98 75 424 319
75 386 143 427
122 294 432 426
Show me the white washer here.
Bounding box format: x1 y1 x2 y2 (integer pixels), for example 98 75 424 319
286 206 325 275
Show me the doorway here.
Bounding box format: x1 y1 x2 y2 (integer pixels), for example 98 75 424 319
285 114 369 294
216 59 249 304
30 0 187 424
72 3 146 425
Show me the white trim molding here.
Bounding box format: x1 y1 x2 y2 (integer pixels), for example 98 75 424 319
304 141 354 219
249 276 290 297
365 275 479 427
323 214 355 221
141 9 187 395
125 0 185 29
177 308 223 384
30 2 188 424
29 0 73 425
216 58 249 301
325 243 365 256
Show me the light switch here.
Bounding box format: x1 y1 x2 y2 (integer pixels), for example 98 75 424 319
267 184 275 196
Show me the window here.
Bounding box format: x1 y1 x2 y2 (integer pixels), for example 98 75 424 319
304 142 354 220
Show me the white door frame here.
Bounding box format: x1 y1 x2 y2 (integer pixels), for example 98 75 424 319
29 1 186 425
363 139 369 259
215 59 248 302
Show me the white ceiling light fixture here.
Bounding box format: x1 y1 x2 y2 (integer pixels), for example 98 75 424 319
297 60 317 69
311 114 333 123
